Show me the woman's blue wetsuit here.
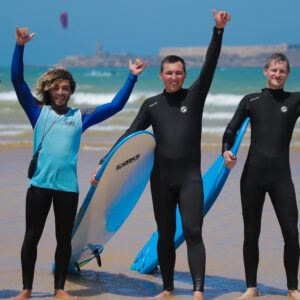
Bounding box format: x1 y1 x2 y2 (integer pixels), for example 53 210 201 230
11 44 138 290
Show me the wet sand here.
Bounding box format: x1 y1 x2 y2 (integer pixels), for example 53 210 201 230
0 147 299 299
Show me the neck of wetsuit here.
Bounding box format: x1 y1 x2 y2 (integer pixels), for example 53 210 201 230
163 88 186 105
50 103 69 115
163 88 185 98
263 88 285 96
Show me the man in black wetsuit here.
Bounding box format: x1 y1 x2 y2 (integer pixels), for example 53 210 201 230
222 53 300 300
91 10 230 300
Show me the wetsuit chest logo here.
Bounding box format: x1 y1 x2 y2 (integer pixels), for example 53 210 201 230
64 121 75 126
180 106 188 113
250 96 260 102
149 101 158 108
281 106 288 113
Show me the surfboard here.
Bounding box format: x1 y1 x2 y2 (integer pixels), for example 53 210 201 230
67 130 155 273
131 118 250 274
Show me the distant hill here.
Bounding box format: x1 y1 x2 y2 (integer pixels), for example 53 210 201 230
58 41 300 68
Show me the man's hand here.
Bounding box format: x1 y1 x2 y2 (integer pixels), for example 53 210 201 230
16 26 36 46
212 10 231 29
223 150 237 169
129 58 147 76
90 164 102 187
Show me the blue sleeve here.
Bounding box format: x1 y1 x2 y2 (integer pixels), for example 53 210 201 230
11 44 42 128
81 73 137 132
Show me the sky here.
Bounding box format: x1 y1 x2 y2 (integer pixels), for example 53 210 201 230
1 0 300 66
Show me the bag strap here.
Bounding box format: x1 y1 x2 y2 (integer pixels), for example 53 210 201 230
33 107 61 157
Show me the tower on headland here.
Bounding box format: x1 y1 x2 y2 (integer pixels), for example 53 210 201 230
94 42 109 58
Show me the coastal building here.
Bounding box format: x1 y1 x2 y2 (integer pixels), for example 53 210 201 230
58 42 300 68
159 44 288 58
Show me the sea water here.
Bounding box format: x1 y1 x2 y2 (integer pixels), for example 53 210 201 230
1 66 300 150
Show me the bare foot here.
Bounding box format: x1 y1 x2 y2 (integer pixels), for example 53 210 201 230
238 287 260 299
54 290 77 300
288 290 300 300
11 290 31 300
147 290 174 299
194 291 204 300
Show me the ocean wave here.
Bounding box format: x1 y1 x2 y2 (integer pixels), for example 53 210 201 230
0 91 18 102
0 124 31 137
0 130 26 136
0 124 31 130
0 90 243 107
118 110 235 120
0 90 150 105
202 126 231 134
72 92 243 107
84 70 113 78
201 125 300 135
203 112 234 120
76 84 93 90
206 94 243 107
0 122 226 134
72 91 152 105
88 124 128 132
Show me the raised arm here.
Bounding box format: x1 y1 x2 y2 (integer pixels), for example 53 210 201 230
81 59 147 132
11 26 41 128
189 10 230 100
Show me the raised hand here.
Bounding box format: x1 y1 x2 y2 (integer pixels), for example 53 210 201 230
129 58 147 76
16 26 36 46
212 10 231 29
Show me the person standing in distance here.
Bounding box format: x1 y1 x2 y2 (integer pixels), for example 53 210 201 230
11 26 146 300
222 53 300 300
91 10 230 300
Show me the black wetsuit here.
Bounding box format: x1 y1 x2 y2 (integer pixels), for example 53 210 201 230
222 88 300 290
103 27 224 291
22 186 78 290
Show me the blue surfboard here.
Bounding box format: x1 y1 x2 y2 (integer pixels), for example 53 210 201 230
67 131 156 273
131 118 250 274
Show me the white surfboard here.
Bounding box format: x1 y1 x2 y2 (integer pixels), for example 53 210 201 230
68 131 155 272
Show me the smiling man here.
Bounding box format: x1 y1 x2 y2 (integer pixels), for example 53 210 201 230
158 56 187 93
222 53 300 299
49 80 72 106
11 26 146 300
91 10 230 300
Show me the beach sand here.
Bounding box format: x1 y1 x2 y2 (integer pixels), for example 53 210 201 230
0 147 299 299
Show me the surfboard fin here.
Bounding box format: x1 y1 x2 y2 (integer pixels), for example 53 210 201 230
93 248 102 267
75 262 81 272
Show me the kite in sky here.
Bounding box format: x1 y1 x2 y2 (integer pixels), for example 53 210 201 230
60 12 68 29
